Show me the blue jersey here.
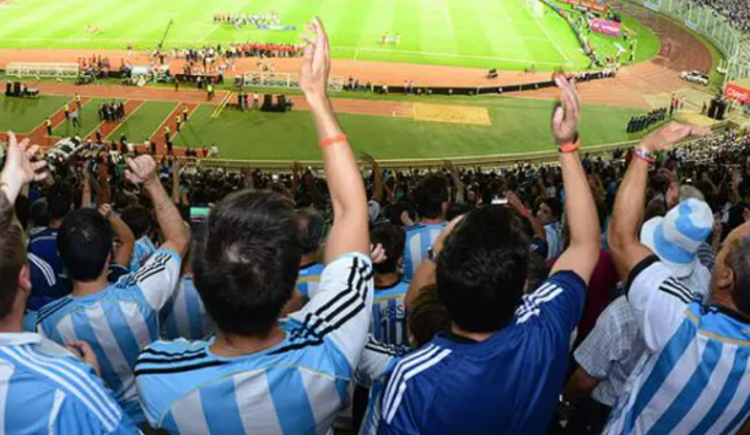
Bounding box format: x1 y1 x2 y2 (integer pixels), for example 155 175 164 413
162 276 214 341
403 224 445 282
371 281 409 349
37 249 182 423
0 332 138 434
136 254 374 435
296 262 325 298
379 271 585 435
28 228 71 308
604 258 750 435
130 236 156 272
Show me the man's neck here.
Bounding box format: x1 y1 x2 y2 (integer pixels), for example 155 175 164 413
419 217 445 226
375 272 401 288
210 325 286 358
450 323 494 343
48 220 63 230
299 254 318 268
72 276 109 297
0 315 24 334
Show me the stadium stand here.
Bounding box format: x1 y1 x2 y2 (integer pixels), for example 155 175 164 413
6 14 750 435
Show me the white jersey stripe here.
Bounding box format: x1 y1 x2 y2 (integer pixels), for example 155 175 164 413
0 360 14 432
234 371 284 435
172 391 212 435
383 345 439 417
48 389 66 435
300 367 341 432
385 349 452 423
56 316 78 344
18 346 121 424
3 347 117 431
705 359 750 435
119 301 151 350
86 305 133 394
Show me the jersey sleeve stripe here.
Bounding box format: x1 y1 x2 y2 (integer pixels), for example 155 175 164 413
36 299 74 325
382 345 438 416
135 352 209 367
134 360 229 377
659 287 692 304
2 347 118 431
384 349 452 424
662 279 693 301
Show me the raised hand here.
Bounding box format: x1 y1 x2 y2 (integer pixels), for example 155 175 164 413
98 203 113 220
0 132 48 203
125 155 158 186
551 76 580 146
299 17 331 103
639 122 711 154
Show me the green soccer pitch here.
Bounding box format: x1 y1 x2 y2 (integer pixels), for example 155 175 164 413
0 0 660 70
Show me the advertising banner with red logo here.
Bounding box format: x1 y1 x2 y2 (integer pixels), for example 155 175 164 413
557 0 609 12
591 19 622 36
725 83 750 104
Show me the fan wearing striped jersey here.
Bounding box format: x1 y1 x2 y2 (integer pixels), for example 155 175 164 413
379 76 603 435
135 18 374 435
605 121 750 435
37 154 190 424
370 223 410 350
0 132 139 434
402 175 448 282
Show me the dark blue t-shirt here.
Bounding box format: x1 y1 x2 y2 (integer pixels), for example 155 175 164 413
378 271 586 435
28 228 71 309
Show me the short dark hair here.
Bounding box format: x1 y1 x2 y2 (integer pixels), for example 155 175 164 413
728 235 750 315
30 199 50 228
121 206 152 239
58 209 113 282
297 208 325 256
0 193 27 321
437 206 529 332
194 190 303 336
542 198 563 221
371 223 405 275
47 186 73 220
413 175 448 220
408 284 450 347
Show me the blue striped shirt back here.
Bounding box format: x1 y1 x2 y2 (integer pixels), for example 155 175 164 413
130 236 156 272
0 333 138 434
136 254 374 435
296 263 325 298
403 224 445 282
162 276 214 341
37 249 182 423
371 281 410 349
604 259 750 435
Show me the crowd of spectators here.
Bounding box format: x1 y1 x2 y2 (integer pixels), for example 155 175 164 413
696 0 750 32
6 18 750 435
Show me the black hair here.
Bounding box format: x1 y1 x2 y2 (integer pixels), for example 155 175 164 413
121 206 152 239
297 207 325 256
371 222 405 275
436 206 529 332
58 209 113 283
408 284 450 347
728 235 750 315
413 174 449 220
47 186 74 220
194 190 303 336
0 193 26 321
542 198 563 221
30 199 50 228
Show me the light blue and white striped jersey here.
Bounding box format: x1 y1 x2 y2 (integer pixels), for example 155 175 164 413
130 236 156 273
371 281 410 349
37 249 182 423
356 337 405 435
296 262 325 298
162 276 214 341
603 257 750 435
544 221 563 260
0 332 139 434
135 254 374 435
403 223 445 282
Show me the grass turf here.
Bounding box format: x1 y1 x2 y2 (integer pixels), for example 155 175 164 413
51 97 124 138
107 101 177 142
0 94 70 132
0 0 658 70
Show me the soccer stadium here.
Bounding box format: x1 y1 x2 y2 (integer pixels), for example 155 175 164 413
3 0 750 433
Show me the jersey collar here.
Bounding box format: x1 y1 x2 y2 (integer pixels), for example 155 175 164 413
0 332 43 346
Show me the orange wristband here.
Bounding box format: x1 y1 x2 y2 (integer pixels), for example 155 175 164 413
558 141 580 154
320 134 348 149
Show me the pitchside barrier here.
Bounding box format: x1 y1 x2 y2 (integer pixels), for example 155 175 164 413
240 71 345 91
5 62 79 79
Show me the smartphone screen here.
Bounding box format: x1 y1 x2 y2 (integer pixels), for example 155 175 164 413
190 207 211 223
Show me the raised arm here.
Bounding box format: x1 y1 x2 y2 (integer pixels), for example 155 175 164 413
363 154 385 204
444 160 465 205
98 204 136 268
300 18 369 262
548 77 601 283
607 122 711 280
171 159 181 205
125 155 189 257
